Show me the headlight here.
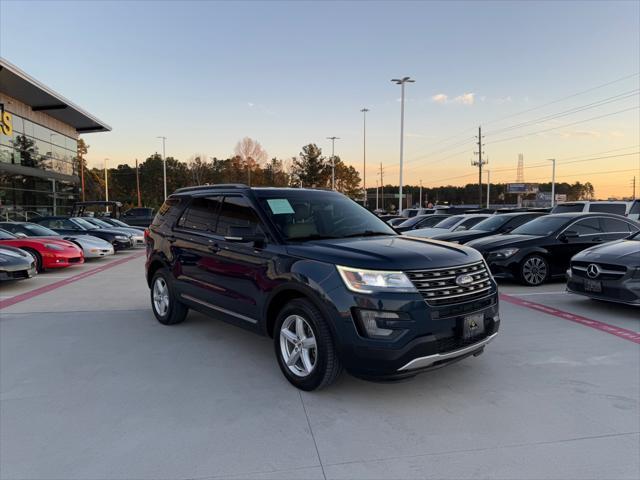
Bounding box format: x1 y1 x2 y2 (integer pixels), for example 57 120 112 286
115 235 128 240
490 248 519 259
44 243 64 251
336 265 417 293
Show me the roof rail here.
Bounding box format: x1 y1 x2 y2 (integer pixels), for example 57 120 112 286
174 183 249 194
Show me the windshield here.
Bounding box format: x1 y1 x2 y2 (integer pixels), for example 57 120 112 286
0 228 17 240
470 215 509 232
23 224 59 236
510 216 569 236
86 218 112 228
553 204 584 213
73 218 96 230
432 215 464 229
398 215 431 228
110 219 130 227
256 190 396 241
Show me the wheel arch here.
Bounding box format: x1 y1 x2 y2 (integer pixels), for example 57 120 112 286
146 255 170 287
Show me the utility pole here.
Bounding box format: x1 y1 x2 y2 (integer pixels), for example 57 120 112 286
376 180 379 210
157 136 167 199
471 126 487 207
551 159 556 207
361 108 369 206
326 136 339 190
135 159 142 207
104 158 109 213
379 162 384 212
392 76 415 212
486 170 491 209
632 176 636 200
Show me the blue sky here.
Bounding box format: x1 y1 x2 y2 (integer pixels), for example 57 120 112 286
1 0 638 197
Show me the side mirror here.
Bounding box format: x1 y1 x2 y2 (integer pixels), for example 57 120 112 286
14 232 27 238
225 226 265 246
559 230 579 242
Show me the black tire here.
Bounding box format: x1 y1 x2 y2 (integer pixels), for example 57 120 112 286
274 298 342 391
518 254 549 286
23 248 43 273
150 268 188 325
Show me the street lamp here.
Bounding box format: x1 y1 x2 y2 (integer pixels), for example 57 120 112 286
104 158 109 213
548 159 556 208
327 136 340 190
360 108 369 206
157 136 167 199
392 76 415 212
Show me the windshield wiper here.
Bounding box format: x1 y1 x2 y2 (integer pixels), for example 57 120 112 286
340 230 395 238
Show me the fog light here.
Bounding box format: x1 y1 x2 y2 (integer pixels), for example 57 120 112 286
357 310 401 338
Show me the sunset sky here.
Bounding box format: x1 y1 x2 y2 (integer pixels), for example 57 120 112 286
1 0 638 198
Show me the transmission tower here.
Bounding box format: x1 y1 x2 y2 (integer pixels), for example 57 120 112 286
471 126 488 207
516 153 524 183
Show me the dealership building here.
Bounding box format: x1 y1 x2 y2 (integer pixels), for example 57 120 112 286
0 57 110 218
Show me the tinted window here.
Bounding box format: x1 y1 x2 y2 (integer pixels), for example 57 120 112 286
553 204 584 213
601 218 635 233
511 216 569 236
456 217 487 230
630 201 640 214
416 215 450 228
470 215 508 231
432 215 465 229
178 197 222 232
589 203 626 215
22 224 59 236
215 196 263 236
571 218 603 235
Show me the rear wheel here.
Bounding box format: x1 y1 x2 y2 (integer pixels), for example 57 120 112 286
150 269 188 325
274 298 342 391
518 254 549 286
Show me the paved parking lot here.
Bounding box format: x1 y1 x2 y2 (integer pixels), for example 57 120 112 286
1 251 638 479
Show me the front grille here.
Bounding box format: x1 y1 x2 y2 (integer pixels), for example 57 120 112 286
571 261 627 279
405 261 494 306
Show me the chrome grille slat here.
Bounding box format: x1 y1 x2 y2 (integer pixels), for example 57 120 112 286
406 261 494 306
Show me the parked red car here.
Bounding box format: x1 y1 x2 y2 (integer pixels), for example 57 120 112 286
0 228 84 272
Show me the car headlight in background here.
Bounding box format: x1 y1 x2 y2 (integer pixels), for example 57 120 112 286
44 243 64 251
337 265 417 293
490 248 519 259
115 235 128 240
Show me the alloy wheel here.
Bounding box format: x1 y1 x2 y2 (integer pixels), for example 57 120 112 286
279 314 318 377
522 257 547 285
153 277 170 316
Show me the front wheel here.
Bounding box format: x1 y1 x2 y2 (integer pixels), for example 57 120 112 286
518 254 549 286
274 299 342 391
150 269 188 325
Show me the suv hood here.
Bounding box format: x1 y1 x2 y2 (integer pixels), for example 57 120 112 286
466 234 539 251
286 235 483 270
573 239 640 264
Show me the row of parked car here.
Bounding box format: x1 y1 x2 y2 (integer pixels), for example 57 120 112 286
384 206 640 305
0 215 145 281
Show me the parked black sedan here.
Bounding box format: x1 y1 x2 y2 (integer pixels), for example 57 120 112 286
430 212 546 244
32 216 134 251
567 231 640 305
466 213 640 286
394 214 451 233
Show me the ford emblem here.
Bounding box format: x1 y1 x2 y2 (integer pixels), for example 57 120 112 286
455 274 474 286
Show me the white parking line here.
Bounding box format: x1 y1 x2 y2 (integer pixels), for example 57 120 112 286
504 291 567 296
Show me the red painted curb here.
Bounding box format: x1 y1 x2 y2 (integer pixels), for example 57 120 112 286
0 251 146 310
500 293 640 344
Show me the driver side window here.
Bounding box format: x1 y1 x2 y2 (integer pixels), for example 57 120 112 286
571 218 603 236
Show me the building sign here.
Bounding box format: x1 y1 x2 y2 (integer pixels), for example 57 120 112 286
507 183 539 194
0 103 13 136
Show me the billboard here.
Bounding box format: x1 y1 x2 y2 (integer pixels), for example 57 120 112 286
507 183 539 194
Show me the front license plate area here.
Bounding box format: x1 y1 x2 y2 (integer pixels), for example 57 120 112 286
584 279 602 293
462 313 485 340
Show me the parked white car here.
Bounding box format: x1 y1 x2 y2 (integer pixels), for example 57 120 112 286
403 214 492 238
0 221 115 258
551 200 632 217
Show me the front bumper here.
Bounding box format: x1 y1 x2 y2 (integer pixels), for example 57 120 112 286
327 285 501 380
113 239 133 250
43 253 84 269
0 264 36 281
567 267 640 306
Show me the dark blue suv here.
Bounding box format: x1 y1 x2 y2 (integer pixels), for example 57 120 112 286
145 185 500 390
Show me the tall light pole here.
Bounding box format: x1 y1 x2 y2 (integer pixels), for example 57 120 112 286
419 179 423 207
551 159 556 207
360 108 369 205
486 170 491 208
327 136 339 190
392 76 414 212
104 158 109 213
157 136 167 199
376 180 379 210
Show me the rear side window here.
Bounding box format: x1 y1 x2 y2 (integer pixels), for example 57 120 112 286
152 197 182 228
177 197 222 232
553 204 584 213
589 203 626 215
629 201 640 214
601 218 636 233
571 218 603 236
214 196 263 236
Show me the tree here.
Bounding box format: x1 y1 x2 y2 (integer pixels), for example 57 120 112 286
187 154 212 185
291 144 330 188
333 157 361 198
234 137 268 186
77 138 89 201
